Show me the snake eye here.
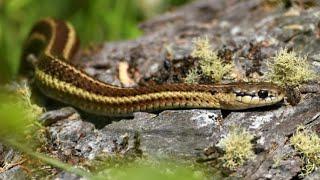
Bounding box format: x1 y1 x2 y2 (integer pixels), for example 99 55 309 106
258 90 268 98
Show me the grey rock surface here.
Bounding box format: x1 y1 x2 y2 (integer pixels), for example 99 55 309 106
306 169 320 180
0 166 27 180
54 171 83 180
0 146 26 180
47 110 221 159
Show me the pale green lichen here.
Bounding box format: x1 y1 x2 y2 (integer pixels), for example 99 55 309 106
191 37 234 83
266 48 316 87
14 81 44 120
216 127 255 169
1 81 45 144
290 125 320 176
184 68 200 84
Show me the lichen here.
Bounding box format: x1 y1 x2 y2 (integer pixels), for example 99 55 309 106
290 125 320 176
14 81 44 120
184 68 200 84
216 127 255 169
191 37 234 82
266 48 316 87
1 81 45 145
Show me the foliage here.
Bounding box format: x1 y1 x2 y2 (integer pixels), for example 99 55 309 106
266 48 316 87
191 37 234 83
290 125 320 176
0 0 190 81
216 127 255 169
90 158 208 180
0 82 43 142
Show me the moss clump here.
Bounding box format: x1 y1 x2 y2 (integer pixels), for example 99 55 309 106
0 81 45 146
216 127 255 169
290 125 320 176
14 81 44 120
15 82 46 146
267 48 316 87
191 37 234 83
184 68 200 84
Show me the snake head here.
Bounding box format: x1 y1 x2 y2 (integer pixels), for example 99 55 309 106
218 83 285 110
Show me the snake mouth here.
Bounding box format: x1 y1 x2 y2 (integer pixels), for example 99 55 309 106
225 86 285 110
235 94 284 106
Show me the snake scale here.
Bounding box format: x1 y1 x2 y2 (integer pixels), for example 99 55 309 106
20 18 285 116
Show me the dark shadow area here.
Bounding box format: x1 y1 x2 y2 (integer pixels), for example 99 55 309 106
79 112 133 129
221 101 285 119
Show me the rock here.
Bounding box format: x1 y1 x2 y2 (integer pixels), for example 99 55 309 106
0 145 26 180
54 171 83 180
39 107 79 126
105 110 221 157
47 110 222 159
210 95 320 179
0 166 27 180
305 169 320 180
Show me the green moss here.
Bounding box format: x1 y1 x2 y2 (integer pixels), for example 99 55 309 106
14 81 44 120
184 68 200 84
266 48 316 87
0 0 191 81
191 37 234 83
0 81 46 152
216 127 255 169
290 125 320 176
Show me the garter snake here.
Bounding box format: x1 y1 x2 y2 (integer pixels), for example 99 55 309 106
20 18 285 116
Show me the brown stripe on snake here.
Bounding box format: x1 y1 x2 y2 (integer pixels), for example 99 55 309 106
20 19 54 74
50 19 70 59
50 19 79 60
36 55 217 96
21 18 285 116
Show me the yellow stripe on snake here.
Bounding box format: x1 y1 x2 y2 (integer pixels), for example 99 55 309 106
20 18 285 116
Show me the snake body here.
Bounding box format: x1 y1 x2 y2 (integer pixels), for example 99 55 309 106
21 18 285 116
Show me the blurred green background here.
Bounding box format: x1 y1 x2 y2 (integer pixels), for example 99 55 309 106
0 0 191 82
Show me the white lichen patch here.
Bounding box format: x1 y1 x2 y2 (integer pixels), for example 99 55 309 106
249 113 274 130
312 61 320 69
190 110 218 128
257 136 265 145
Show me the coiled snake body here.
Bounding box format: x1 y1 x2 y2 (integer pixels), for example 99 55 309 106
21 18 285 116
